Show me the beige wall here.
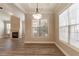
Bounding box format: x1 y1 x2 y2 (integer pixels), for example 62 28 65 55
11 15 20 32
54 3 79 56
24 13 54 43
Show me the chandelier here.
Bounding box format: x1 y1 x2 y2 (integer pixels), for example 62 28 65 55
33 3 42 19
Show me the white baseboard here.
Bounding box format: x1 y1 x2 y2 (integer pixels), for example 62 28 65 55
55 42 69 56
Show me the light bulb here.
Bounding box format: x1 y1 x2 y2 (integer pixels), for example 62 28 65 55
33 13 42 19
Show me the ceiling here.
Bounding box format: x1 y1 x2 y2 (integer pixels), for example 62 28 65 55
0 3 71 21
0 3 25 21
14 3 57 14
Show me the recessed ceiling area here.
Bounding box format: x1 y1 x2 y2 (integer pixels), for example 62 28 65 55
14 3 57 14
0 3 71 21
14 3 72 14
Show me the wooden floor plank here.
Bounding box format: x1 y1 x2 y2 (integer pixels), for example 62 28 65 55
0 38 65 56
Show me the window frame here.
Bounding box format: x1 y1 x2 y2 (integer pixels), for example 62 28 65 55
31 19 48 38
6 23 11 34
59 4 79 49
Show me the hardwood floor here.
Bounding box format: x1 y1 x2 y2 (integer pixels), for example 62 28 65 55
0 38 65 56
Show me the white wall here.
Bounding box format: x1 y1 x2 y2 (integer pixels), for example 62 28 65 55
0 20 4 38
2 4 25 38
0 12 11 38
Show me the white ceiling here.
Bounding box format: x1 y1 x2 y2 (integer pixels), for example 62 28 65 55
14 3 57 14
0 3 71 21
0 3 25 21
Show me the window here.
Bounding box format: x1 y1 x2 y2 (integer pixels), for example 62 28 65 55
59 9 68 27
32 19 48 37
59 27 68 42
69 4 79 48
59 9 69 42
59 4 79 48
6 23 11 34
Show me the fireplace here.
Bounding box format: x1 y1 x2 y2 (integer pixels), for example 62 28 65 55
12 32 18 38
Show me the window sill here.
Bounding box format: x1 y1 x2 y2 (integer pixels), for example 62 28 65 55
59 40 79 53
